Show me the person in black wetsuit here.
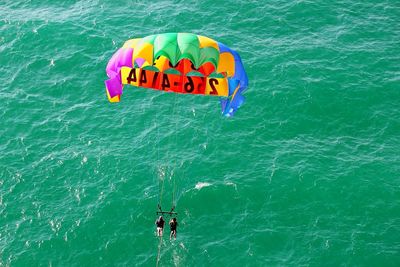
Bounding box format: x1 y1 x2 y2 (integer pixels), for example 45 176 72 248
169 217 178 240
155 216 165 237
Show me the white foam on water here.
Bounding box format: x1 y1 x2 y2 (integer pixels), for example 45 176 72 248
195 182 211 190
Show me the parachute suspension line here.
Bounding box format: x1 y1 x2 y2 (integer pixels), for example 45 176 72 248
155 234 163 267
156 96 165 211
156 96 160 172
158 169 165 212
171 91 179 210
155 98 166 267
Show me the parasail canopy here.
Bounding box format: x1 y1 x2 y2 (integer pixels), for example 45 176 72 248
105 33 248 116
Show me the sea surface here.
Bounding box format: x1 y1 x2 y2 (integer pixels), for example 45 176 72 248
1 0 399 266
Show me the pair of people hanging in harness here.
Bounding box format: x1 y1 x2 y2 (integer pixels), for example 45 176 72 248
155 205 178 240
155 216 178 240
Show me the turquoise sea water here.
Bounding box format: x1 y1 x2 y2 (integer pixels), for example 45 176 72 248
1 1 400 266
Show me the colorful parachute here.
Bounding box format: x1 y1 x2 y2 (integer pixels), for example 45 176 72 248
105 33 248 116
